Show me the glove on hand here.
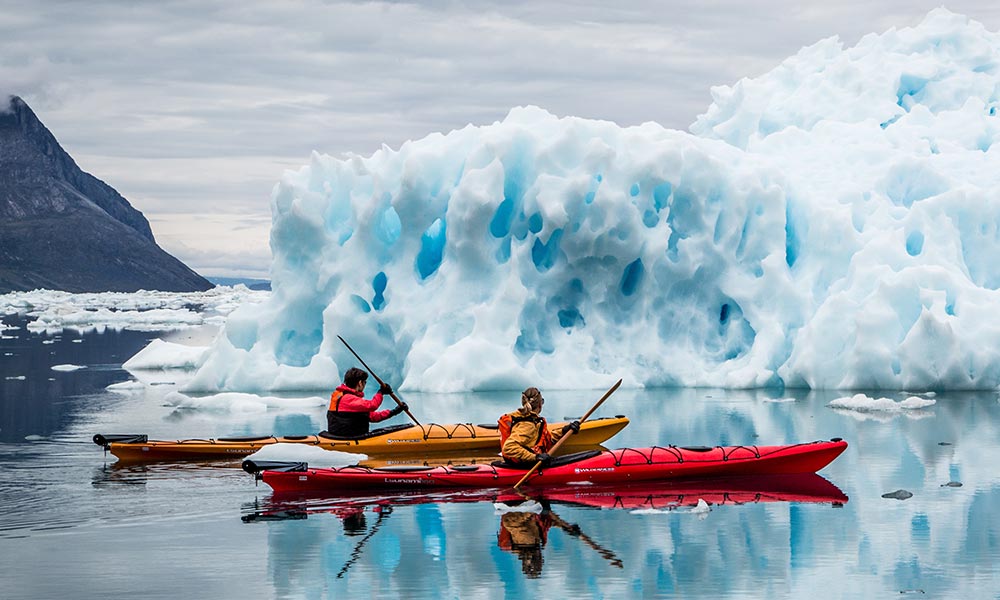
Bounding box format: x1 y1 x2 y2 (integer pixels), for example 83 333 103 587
535 452 551 465
561 420 581 435
389 402 408 416
379 382 393 395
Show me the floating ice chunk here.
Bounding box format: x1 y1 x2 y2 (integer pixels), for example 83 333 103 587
51 364 85 372
245 443 362 468
494 500 543 514
163 391 325 414
828 394 936 412
123 339 209 370
631 498 711 517
5 376 25 380
106 380 145 393
23 434 44 441
762 397 797 403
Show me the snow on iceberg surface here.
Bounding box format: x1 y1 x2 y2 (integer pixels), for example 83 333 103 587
189 9 1000 393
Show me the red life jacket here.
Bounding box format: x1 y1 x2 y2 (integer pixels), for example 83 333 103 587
498 412 553 454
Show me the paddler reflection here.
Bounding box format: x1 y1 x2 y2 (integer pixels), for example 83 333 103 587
496 498 623 577
336 506 368 535
497 501 554 577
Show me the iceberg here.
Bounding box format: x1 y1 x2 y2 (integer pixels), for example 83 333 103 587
189 9 1000 393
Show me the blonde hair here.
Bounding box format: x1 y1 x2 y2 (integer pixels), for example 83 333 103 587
521 387 543 412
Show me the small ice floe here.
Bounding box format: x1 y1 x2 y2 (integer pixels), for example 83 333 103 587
3 352 13 356
828 394 935 412
41 339 56 345
941 481 963 488
71 339 83 343
24 434 44 441
163 391 325 414
494 500 543 514
106 380 145 393
51 364 85 372
5 375 26 380
123 339 209 370
762 397 796 403
632 498 711 519
245 443 362 468
882 489 913 500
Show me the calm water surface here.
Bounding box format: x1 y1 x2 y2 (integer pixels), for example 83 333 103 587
1 316 998 599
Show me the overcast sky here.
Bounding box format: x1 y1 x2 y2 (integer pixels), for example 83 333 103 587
3 1 1000 279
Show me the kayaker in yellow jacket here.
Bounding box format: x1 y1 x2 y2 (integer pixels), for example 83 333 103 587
499 387 580 466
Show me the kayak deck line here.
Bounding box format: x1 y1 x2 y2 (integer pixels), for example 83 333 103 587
92 416 631 463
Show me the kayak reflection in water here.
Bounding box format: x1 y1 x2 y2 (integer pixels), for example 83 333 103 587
497 505 554 578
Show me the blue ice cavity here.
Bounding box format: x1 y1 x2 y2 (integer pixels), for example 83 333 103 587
906 231 925 256
274 303 324 367
372 272 388 310
531 229 563 272
896 73 930 111
376 205 402 246
619 259 644 297
416 218 446 279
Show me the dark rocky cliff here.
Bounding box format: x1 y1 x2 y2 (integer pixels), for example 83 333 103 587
0 96 212 293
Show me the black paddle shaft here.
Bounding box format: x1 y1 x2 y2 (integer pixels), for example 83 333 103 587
337 335 420 426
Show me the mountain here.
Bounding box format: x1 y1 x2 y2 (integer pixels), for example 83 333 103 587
0 96 212 293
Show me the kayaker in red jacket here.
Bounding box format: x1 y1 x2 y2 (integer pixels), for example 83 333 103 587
499 387 579 466
327 367 407 437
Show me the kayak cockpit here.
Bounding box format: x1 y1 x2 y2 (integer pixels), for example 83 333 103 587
318 423 416 440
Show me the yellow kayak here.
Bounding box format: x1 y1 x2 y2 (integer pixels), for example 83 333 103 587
93 416 630 463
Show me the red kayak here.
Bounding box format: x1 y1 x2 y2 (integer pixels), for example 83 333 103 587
247 438 847 493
